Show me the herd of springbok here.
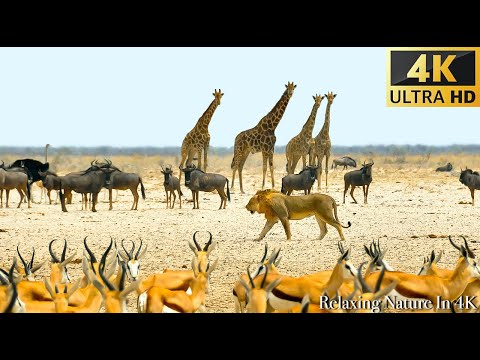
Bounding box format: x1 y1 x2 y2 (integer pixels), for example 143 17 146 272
2 233 480 313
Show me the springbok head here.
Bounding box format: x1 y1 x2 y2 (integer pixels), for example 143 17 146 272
44 278 81 313
239 265 282 313
118 238 148 281
15 245 46 281
188 231 217 272
49 239 77 283
417 249 444 275
448 235 480 278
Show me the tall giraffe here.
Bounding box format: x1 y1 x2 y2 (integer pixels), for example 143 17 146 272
285 94 325 174
313 92 337 190
231 82 296 193
178 89 224 181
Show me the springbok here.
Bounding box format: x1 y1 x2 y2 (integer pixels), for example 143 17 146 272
118 238 148 281
238 265 282 313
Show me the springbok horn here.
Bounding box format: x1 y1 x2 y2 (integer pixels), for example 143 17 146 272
61 239 67 262
268 248 281 266
430 250 436 264
49 239 60 263
136 242 148 260
135 239 143 260
261 243 268 263
247 264 255 289
461 236 476 258
203 232 213 251
29 247 35 269
98 240 115 291
357 262 372 293
127 240 135 260
260 266 269 289
16 245 30 275
435 250 444 264
84 236 97 264
374 265 386 293
192 231 202 251
449 236 462 251
364 245 372 257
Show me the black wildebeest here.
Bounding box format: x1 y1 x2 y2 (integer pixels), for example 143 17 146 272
93 159 146 210
181 164 230 209
161 164 183 209
0 161 31 208
281 165 318 195
436 162 453 172
459 168 480 206
343 161 374 204
331 156 357 170
58 162 116 212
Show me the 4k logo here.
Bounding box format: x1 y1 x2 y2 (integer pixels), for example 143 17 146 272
387 48 480 107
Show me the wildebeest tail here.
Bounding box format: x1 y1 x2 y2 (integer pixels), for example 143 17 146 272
332 196 351 228
226 178 231 202
140 178 146 200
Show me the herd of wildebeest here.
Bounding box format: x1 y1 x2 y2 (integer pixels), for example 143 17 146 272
2 82 480 313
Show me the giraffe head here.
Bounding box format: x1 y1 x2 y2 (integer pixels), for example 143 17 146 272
213 89 224 105
284 82 297 99
312 94 325 106
324 92 337 103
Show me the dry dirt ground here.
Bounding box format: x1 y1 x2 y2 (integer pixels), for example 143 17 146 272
1 154 479 313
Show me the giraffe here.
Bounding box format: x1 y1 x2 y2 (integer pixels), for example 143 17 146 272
231 82 296 193
312 92 337 190
285 94 325 174
178 89 224 182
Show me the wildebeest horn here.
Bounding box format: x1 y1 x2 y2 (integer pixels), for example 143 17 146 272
461 236 476 259
49 239 60 263
448 236 462 251
192 231 202 251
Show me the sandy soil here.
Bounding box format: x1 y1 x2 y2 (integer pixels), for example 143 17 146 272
1 156 479 313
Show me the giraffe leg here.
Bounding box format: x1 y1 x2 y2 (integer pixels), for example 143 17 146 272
261 153 268 190
238 154 249 194
301 154 307 170
178 148 188 183
204 142 209 173
196 149 203 172
291 156 301 174
269 153 275 189
325 153 330 190
317 156 323 190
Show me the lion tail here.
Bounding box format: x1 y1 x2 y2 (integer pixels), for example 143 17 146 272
332 197 351 228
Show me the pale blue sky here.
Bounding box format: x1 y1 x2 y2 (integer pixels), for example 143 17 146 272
0 47 478 147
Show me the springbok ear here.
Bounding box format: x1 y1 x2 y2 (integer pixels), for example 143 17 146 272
44 278 55 298
67 279 81 298
239 278 250 293
207 258 219 276
374 281 397 300
265 277 282 293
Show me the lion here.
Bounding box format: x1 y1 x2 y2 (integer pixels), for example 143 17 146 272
245 189 351 241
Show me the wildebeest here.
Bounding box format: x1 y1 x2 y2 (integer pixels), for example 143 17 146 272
161 164 183 209
436 162 453 172
280 165 318 195
38 170 60 204
0 161 31 208
181 164 230 209
343 161 374 204
93 159 146 210
331 156 357 170
58 162 116 212
459 168 480 206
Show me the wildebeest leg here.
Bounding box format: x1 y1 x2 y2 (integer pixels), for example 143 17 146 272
362 185 366 203
0 189 2 208
6 189 10 208
350 186 358 204
131 188 139 210
109 188 113 210
165 189 169 208
343 184 349 204
315 215 328 240
171 190 176 209
91 192 99 212
17 188 24 208
47 189 52 205
268 153 275 189
365 184 370 204
255 218 278 241
178 189 182 209
279 218 292 240
217 187 227 209
471 188 475 206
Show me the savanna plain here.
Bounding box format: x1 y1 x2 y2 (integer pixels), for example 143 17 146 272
1 152 479 313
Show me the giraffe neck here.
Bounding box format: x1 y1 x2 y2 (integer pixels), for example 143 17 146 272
255 89 292 132
320 101 332 135
300 103 320 139
195 99 219 131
